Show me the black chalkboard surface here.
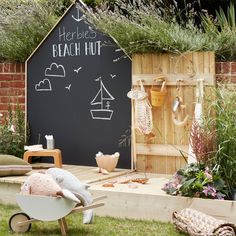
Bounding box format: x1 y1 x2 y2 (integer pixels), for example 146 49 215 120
27 3 131 168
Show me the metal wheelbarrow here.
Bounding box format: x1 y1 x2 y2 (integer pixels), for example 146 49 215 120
9 194 106 236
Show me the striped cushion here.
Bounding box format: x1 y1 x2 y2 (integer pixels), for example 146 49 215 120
0 155 32 176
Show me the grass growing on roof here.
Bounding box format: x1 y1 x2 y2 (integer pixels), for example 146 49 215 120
87 0 236 61
0 203 186 236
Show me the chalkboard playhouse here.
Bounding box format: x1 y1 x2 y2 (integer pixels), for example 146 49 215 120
26 1 131 168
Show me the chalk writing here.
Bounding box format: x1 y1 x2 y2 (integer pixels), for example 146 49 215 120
58 27 96 42
52 43 81 57
85 41 101 56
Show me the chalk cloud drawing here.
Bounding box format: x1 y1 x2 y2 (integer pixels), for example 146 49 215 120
45 63 66 77
90 77 115 121
65 84 71 91
72 4 83 22
35 79 52 91
74 67 82 73
110 74 116 79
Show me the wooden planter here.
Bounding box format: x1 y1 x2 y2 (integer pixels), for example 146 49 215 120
131 52 215 174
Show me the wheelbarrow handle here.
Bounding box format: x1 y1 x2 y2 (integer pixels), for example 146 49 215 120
71 202 105 214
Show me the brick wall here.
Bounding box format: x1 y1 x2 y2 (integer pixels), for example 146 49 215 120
215 61 236 83
0 63 25 123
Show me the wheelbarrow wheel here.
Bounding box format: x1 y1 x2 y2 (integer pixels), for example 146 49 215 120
9 212 31 233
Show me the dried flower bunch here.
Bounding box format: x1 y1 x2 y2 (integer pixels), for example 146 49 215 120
189 121 216 164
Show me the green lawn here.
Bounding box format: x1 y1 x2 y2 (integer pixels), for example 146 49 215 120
0 204 186 236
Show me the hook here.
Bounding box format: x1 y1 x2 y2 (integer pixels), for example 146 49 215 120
154 75 167 82
137 79 145 84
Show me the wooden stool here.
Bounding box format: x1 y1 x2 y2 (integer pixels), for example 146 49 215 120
23 149 63 168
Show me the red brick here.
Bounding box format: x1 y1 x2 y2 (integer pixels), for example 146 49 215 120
230 76 236 83
222 62 231 74
3 63 11 73
0 75 13 81
10 88 25 96
22 64 25 73
0 97 10 103
216 75 232 83
9 96 25 104
0 103 9 111
15 64 22 73
0 64 3 73
12 74 25 81
231 62 236 74
0 81 10 88
10 81 25 88
0 89 10 96
12 104 25 111
215 62 222 74
17 96 25 104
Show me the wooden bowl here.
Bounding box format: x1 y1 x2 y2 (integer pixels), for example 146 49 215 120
95 155 119 172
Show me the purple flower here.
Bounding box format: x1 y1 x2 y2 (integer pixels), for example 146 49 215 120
204 167 213 181
203 185 217 198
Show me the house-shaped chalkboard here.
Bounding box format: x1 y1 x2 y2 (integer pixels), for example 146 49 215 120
26 1 131 168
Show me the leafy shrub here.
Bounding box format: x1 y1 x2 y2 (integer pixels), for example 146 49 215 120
162 163 226 199
0 105 26 158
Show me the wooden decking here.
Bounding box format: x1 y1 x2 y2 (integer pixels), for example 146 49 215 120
0 163 133 185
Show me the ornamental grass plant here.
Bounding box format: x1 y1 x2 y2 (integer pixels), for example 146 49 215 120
205 85 236 199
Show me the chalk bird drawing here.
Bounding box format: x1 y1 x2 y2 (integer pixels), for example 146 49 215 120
72 4 83 22
65 84 71 91
95 76 102 82
45 63 65 77
74 67 82 73
110 74 116 79
35 79 52 92
90 77 115 121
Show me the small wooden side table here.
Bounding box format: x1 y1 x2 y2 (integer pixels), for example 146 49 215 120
23 149 63 168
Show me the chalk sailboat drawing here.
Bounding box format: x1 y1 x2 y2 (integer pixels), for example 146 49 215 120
90 78 115 120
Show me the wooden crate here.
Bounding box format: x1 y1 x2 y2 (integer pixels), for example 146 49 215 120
132 52 215 174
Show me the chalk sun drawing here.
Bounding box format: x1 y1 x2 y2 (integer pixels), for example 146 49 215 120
45 63 66 77
74 67 82 73
65 84 71 91
72 4 83 22
35 79 52 91
90 77 115 121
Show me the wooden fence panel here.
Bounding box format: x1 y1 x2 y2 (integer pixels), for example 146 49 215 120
132 52 215 174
